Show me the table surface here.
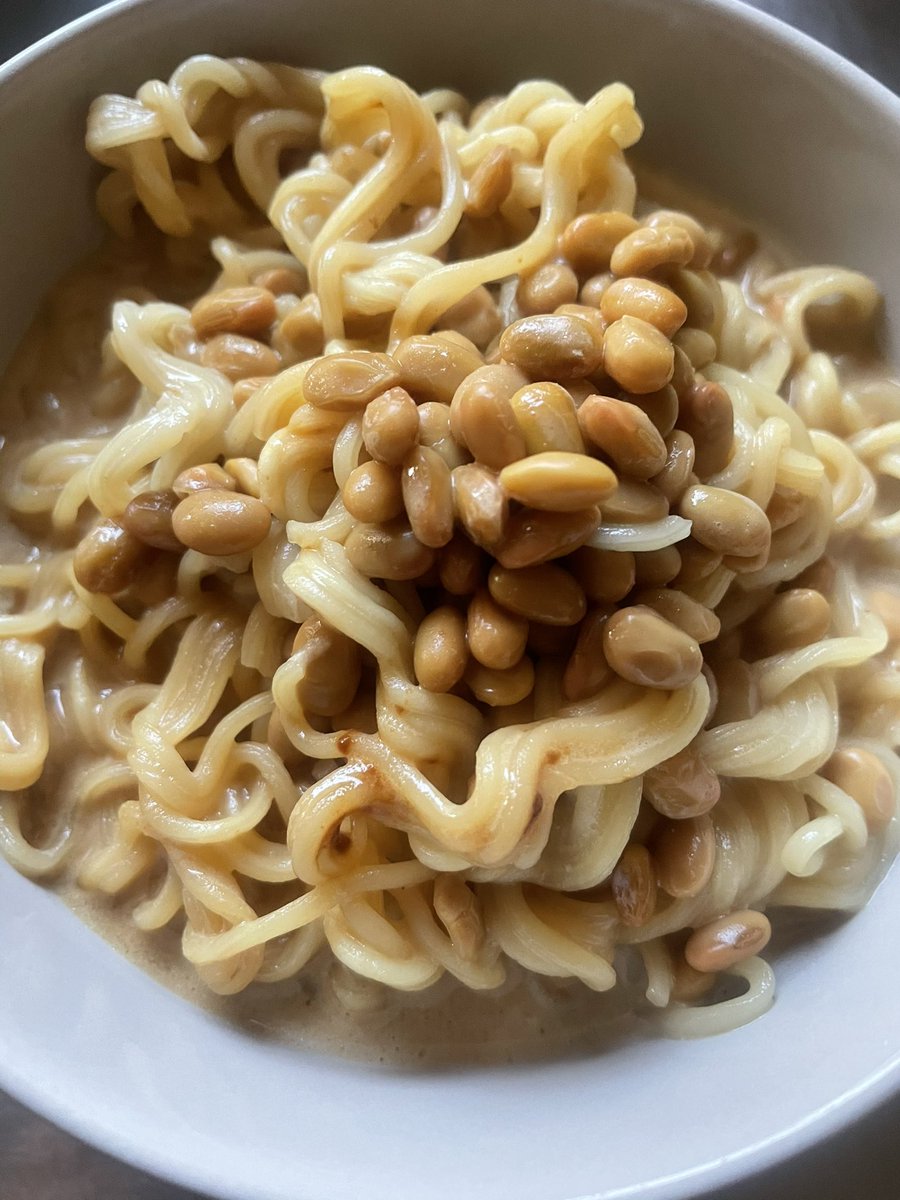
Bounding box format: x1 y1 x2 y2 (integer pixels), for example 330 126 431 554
2 2 899 1197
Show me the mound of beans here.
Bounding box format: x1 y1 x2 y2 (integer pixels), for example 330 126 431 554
285 209 784 721
71 211 825 723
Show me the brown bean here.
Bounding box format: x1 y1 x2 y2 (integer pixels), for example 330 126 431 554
680 485 770 559
303 351 400 411
654 814 716 897
452 463 508 548
600 479 670 524
232 375 272 408
578 395 668 479
751 588 831 656
653 430 696 502
622 385 679 438
612 844 658 927
564 380 600 408
632 547 682 588
344 521 435 581
603 316 674 395
789 558 834 598
493 506 599 569
667 268 722 333
277 294 324 358
644 210 714 269
436 286 503 349
450 364 529 470
669 345 696 399
414 606 469 692
73 520 147 595
600 277 687 337
560 211 639 275
464 656 535 706
455 207 507 257
436 330 481 356
723 547 771 576
610 224 694 277
489 563 586 626
822 746 895 826
172 489 271 556
644 746 721 819
415 402 466 470
635 588 721 644
344 311 392 343
292 615 362 716
604 605 703 689
191 286 277 340
673 327 717 369
201 333 280 381
394 334 483 404
252 267 305 297
568 545 635 603
508 382 585 455
455 216 507 263
402 446 454 548
554 302 608 345
121 489 181 552
677 379 734 478
173 463 238 498
342 461 404 523
467 589 528 670
675 538 722 585
465 146 513 219
439 534 486 596
416 561 447 588
499 314 604 382
517 262 579 315
499 451 617 512
579 272 612 308
362 387 420 466
685 910 772 973
562 607 613 701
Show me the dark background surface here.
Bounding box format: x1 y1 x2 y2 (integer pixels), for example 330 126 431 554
1 1 899 1197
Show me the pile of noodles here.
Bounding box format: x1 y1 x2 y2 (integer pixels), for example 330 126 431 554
0 57 898 1036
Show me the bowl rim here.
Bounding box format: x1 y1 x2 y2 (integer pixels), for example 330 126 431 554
1 0 899 1198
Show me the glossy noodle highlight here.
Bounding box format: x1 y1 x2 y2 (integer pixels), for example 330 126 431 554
1 58 898 1039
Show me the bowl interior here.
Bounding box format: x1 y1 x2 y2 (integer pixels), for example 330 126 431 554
1 2 899 1199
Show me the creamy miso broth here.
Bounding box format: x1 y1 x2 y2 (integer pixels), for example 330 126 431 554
1 61 899 1065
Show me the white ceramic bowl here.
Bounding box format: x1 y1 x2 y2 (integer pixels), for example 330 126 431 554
1 1 899 1197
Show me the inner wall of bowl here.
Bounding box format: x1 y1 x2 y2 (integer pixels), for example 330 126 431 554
2 0 900 373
